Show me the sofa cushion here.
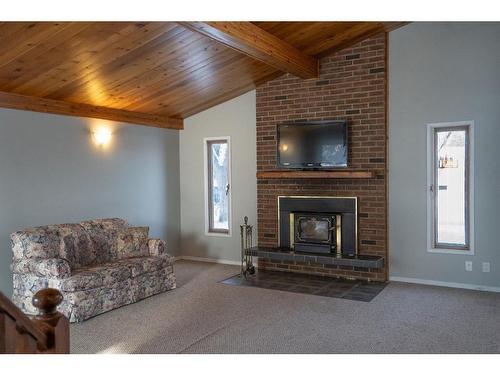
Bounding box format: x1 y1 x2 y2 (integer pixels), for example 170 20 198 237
58 224 96 269
11 258 71 278
80 218 129 230
58 262 132 292
116 227 149 259
11 223 96 269
80 218 129 264
11 226 61 260
148 238 168 256
85 262 132 285
117 255 174 277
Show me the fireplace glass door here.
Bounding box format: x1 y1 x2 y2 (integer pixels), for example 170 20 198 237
295 214 334 244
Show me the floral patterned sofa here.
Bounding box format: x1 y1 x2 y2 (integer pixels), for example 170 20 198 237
11 218 176 323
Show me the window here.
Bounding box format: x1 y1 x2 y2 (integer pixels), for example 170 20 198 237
204 137 231 236
427 121 474 254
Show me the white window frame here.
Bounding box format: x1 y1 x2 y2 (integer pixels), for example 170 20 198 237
203 136 232 237
427 121 475 255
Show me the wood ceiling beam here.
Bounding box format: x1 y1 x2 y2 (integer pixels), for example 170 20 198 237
0 91 183 130
179 22 319 79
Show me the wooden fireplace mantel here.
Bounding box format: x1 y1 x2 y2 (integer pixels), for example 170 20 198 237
256 170 375 179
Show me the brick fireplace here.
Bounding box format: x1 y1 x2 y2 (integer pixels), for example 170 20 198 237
255 33 387 282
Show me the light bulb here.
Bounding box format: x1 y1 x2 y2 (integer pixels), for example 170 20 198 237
93 128 112 146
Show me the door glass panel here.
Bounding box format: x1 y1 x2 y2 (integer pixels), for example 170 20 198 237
208 141 229 232
435 128 467 246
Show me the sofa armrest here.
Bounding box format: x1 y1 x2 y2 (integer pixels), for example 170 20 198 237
11 258 71 278
148 239 168 256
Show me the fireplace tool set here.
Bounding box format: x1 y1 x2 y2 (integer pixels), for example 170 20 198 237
240 216 256 277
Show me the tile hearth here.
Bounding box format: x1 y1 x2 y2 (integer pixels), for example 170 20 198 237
247 247 384 269
221 270 387 302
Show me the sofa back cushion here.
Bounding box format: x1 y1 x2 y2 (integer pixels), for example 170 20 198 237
11 218 131 269
116 227 149 259
11 226 61 260
80 218 128 231
58 224 96 269
11 223 96 269
80 218 129 264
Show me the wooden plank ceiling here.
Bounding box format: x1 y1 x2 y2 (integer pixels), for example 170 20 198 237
0 22 405 129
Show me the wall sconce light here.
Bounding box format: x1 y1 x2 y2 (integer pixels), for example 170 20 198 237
93 128 112 146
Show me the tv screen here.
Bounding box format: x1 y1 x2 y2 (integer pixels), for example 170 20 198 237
277 120 348 168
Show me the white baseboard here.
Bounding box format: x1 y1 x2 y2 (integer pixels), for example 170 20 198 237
389 276 500 293
176 255 241 266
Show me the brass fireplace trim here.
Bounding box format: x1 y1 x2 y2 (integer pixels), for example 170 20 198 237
289 212 295 250
277 195 358 254
335 213 342 257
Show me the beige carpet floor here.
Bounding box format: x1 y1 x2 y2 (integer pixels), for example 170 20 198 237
71 260 500 354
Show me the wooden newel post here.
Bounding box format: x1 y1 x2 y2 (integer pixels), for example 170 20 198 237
32 288 70 354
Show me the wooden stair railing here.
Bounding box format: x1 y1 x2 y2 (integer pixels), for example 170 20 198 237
0 288 69 354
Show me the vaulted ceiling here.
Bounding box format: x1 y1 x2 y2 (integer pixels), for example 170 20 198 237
0 22 406 129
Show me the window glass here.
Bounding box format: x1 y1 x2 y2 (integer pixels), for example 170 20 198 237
434 127 468 248
207 140 230 233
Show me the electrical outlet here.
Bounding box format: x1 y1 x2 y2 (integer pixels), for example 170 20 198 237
465 261 473 272
482 262 490 273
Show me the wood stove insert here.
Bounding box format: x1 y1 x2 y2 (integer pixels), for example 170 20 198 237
279 196 357 256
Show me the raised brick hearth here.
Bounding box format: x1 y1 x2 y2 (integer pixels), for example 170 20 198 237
256 33 387 281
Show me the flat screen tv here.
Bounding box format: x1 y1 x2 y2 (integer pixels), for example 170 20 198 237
277 120 348 169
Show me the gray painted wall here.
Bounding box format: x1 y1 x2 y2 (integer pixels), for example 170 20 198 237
0 109 180 296
389 22 500 287
180 91 257 262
